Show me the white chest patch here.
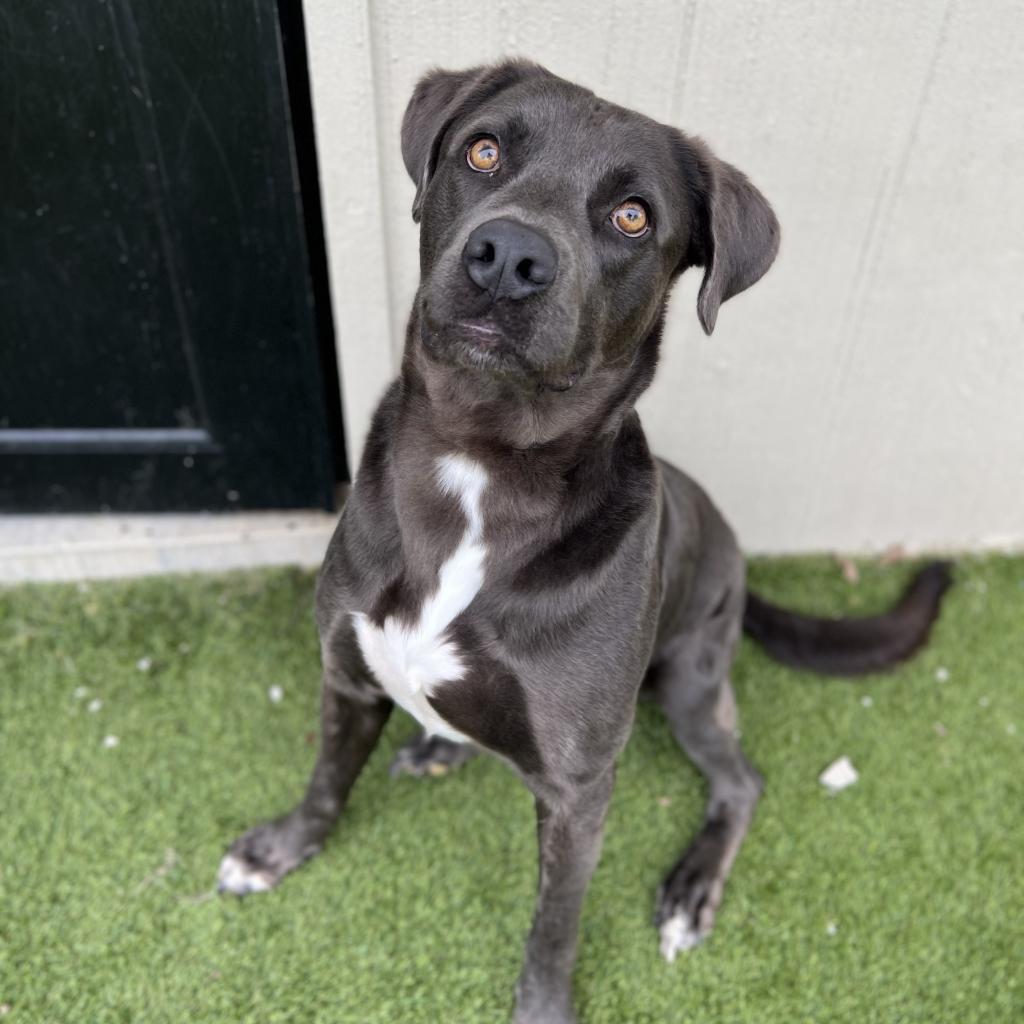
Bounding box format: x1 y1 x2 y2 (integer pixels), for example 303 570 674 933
352 454 488 743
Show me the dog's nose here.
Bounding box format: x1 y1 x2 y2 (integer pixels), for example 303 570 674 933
462 218 558 301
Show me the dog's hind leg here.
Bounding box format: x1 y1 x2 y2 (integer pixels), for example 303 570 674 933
650 603 763 960
218 650 391 895
389 730 478 778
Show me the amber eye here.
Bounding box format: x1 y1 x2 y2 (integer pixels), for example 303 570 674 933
467 137 500 172
611 200 649 237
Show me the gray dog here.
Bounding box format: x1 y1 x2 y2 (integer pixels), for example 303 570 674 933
218 61 951 1024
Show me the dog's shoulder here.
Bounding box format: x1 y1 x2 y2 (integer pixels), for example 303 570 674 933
316 380 405 622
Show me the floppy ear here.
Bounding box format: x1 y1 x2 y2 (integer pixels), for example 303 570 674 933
401 68 478 223
691 147 780 335
401 61 542 222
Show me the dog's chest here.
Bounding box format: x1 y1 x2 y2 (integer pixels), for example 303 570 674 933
353 454 488 743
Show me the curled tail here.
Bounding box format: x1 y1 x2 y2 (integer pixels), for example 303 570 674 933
743 561 954 677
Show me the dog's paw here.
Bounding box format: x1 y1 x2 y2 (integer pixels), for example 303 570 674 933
217 816 320 896
217 852 275 895
653 817 737 961
653 858 725 962
656 906 704 962
389 732 476 778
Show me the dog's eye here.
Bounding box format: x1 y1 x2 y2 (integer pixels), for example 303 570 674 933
611 200 649 237
467 137 500 173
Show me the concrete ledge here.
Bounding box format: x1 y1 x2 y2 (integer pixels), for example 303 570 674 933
4 512 1019 586
0 513 338 583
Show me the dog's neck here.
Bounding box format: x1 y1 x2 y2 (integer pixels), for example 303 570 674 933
396 310 662 479
386 384 653 572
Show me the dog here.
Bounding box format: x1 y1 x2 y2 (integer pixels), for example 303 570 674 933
218 60 952 1024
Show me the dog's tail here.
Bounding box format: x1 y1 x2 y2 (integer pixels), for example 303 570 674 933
742 561 954 677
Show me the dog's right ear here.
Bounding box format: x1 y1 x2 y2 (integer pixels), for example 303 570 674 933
401 61 540 223
401 68 478 223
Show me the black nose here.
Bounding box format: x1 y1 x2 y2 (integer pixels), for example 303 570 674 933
462 218 558 301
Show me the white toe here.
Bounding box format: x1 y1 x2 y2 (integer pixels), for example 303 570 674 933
217 853 273 895
659 911 701 962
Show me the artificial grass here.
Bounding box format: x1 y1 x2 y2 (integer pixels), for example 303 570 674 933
0 555 1021 1024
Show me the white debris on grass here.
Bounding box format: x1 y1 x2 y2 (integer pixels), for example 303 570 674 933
73 686 89 699
836 556 860 585
819 756 859 794
87 698 103 713
102 735 120 749
880 544 906 565
825 921 839 936
935 666 950 682
136 656 153 672
860 695 873 708
268 685 284 704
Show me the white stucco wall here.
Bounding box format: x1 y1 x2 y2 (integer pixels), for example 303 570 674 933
303 0 1024 554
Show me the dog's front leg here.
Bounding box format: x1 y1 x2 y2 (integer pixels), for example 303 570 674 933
514 768 615 1024
218 643 391 895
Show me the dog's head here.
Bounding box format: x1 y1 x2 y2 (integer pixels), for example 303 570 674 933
402 60 779 433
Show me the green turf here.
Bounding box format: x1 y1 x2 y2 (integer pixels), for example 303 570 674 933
1 555 1021 1023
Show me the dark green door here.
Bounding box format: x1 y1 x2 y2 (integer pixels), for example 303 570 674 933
0 0 343 511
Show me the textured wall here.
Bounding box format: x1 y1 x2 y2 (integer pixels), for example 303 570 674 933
304 0 1024 553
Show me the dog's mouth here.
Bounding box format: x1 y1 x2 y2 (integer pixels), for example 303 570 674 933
419 306 584 392
420 314 528 375
452 317 504 350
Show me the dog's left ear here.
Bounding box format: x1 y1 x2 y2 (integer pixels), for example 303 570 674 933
401 61 541 223
687 143 781 335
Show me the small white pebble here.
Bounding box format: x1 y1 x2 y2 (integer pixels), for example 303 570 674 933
87 698 103 713
935 667 950 683
860 695 873 708
819 756 859 794
268 685 284 704
825 921 839 936
979 696 990 708
102 734 120 749
136 656 152 672
1007 723 1017 736
73 686 89 699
